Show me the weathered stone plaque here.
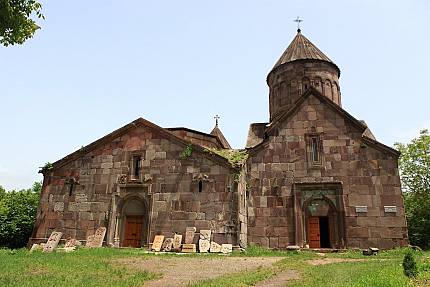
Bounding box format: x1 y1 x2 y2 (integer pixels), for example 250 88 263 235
209 241 222 253
152 235 165 252
221 244 233 254
185 227 196 244
172 234 182 252
199 239 210 253
384 206 397 213
199 230 211 241
43 231 63 253
162 238 173 252
181 243 196 253
85 235 95 247
355 206 368 213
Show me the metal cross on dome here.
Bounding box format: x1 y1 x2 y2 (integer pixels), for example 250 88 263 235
294 16 303 32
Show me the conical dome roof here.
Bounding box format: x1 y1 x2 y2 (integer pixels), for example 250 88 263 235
271 30 338 73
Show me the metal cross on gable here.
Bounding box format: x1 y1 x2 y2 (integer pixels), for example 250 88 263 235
294 16 303 32
214 114 220 127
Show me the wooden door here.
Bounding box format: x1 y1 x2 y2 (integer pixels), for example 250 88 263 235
308 217 320 248
123 215 143 248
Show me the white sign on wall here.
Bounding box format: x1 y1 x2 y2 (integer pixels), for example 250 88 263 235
355 206 368 213
384 206 397 213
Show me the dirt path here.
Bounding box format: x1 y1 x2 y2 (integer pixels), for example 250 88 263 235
116 256 283 287
253 270 301 287
306 258 367 265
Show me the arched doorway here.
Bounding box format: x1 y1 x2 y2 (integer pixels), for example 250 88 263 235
304 196 339 249
118 197 148 248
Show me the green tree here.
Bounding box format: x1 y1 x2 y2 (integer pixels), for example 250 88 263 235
395 129 430 248
0 182 41 248
0 0 44 46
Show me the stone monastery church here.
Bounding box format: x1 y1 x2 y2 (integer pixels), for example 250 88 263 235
30 29 408 250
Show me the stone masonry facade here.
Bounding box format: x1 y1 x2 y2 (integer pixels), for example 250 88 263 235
31 120 239 247
30 30 408 250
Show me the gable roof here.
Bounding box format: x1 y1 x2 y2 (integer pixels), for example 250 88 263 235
271 31 339 74
250 86 399 156
210 126 232 149
166 127 225 148
44 117 238 173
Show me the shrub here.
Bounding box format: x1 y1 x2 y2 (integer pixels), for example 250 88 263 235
403 250 419 278
0 182 41 248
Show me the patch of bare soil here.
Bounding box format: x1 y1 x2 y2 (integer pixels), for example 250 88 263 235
116 256 283 287
306 258 367 266
253 270 301 287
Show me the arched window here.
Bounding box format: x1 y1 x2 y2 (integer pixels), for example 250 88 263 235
198 180 203 193
333 82 340 104
324 80 333 100
313 77 323 93
302 77 310 93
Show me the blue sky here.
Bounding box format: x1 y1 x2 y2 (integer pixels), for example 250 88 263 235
1 0 429 190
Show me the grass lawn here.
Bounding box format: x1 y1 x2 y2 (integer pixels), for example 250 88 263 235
0 246 429 287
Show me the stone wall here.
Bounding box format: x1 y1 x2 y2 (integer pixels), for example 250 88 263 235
30 122 239 246
245 93 408 249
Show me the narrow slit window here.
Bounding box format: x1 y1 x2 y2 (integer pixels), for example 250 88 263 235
306 133 323 167
69 184 74 196
311 137 319 162
68 178 77 196
132 155 142 179
198 180 203 193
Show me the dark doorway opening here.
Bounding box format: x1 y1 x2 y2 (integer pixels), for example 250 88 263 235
319 216 330 248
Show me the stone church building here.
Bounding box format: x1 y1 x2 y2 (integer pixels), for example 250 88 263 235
30 29 408 250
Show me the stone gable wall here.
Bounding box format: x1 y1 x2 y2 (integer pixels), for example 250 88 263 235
31 125 239 246
245 94 408 249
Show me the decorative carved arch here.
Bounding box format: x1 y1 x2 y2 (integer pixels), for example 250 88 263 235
116 194 150 247
117 194 149 216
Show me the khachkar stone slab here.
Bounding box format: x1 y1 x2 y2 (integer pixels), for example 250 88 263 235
199 230 211 241
65 238 82 248
172 234 183 252
43 231 62 253
64 238 82 252
199 239 210 253
210 242 222 253
152 235 165 252
30 244 42 252
92 227 107 247
181 244 196 253
85 235 95 247
86 227 107 248
221 244 233 254
162 238 173 252
185 227 196 244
